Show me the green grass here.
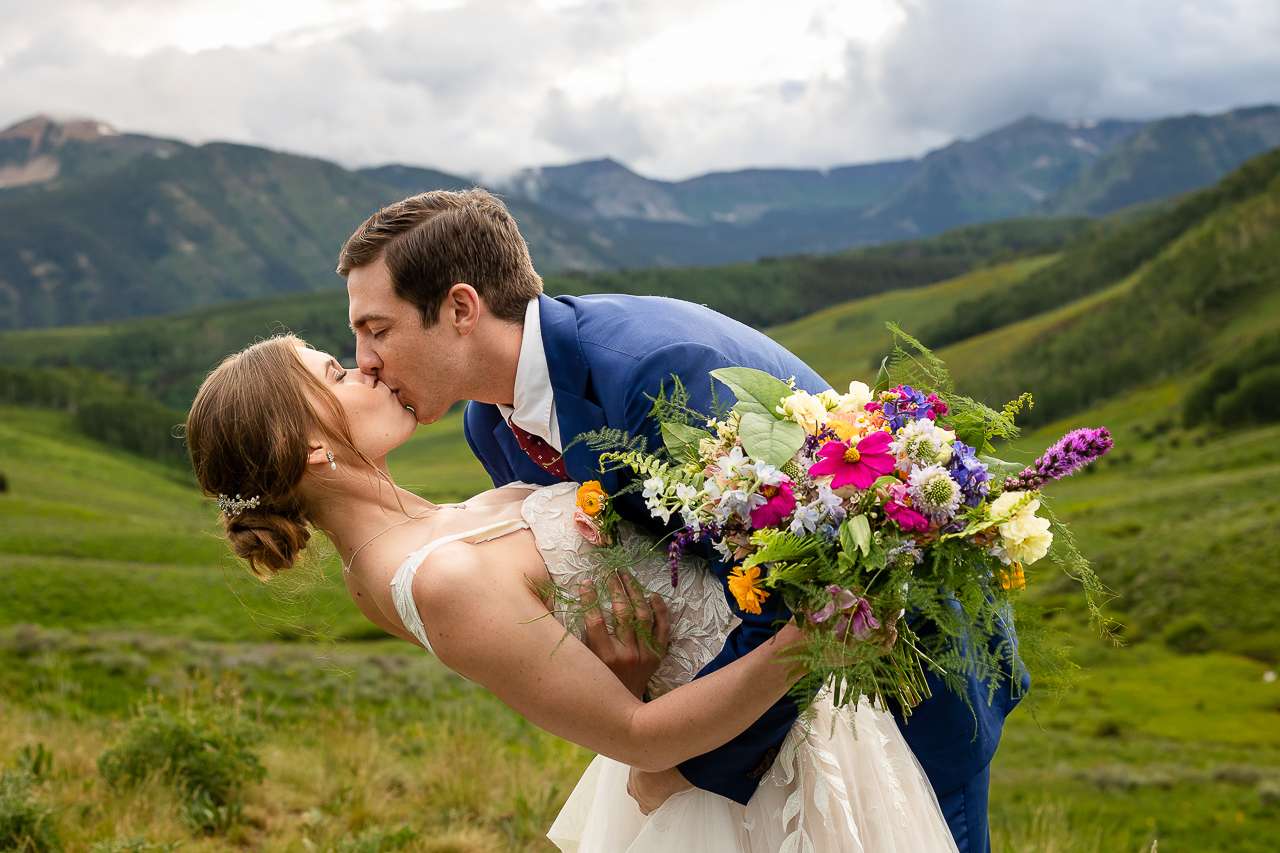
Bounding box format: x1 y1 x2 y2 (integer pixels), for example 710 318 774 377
767 255 1058 389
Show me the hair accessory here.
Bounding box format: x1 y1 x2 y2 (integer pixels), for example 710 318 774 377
218 494 261 517
327 451 336 470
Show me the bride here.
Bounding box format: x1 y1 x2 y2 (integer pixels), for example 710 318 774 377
186 334 959 853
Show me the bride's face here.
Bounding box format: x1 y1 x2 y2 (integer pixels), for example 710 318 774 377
295 345 417 459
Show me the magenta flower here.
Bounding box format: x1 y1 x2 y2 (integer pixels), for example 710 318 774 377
885 500 930 532
749 479 796 528
808 430 895 490
884 482 930 532
839 596 880 639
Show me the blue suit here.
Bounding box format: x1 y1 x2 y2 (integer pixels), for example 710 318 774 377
464 294 1023 848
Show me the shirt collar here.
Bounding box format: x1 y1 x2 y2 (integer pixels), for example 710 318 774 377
497 298 561 451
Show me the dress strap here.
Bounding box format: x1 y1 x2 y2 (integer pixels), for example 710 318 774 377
390 517 531 654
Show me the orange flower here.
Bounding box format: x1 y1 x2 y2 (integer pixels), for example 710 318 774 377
998 562 1026 591
576 481 607 516
727 565 770 615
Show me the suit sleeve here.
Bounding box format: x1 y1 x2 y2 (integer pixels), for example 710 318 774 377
614 343 805 805
463 402 517 488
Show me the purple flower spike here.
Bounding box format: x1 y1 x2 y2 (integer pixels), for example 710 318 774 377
1005 427 1114 491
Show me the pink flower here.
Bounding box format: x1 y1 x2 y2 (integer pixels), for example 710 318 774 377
808 430 895 490
811 584 880 639
884 482 930 532
837 596 880 639
574 508 608 546
749 479 796 529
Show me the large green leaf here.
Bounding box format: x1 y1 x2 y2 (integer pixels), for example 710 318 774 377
661 422 712 464
842 514 872 558
979 454 1024 481
737 412 806 468
710 367 795 417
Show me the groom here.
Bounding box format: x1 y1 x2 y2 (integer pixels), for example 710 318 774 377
339 188 1024 852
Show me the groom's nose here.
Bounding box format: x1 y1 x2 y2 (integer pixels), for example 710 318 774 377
355 337 382 375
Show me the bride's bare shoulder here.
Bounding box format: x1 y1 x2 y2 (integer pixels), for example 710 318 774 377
455 483 538 508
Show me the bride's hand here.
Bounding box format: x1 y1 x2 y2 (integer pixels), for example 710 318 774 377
580 572 671 700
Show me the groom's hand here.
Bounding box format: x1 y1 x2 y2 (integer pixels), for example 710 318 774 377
627 766 693 814
580 572 671 700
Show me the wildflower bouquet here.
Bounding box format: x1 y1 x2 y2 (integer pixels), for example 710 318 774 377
603 331 1114 712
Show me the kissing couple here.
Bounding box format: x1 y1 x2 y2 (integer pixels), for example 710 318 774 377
186 189 1026 852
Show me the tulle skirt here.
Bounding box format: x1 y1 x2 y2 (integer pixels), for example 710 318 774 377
547 698 959 853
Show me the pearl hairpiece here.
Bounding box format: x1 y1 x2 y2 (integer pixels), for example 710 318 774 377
217 494 261 516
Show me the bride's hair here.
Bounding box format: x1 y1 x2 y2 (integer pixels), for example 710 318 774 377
187 334 371 577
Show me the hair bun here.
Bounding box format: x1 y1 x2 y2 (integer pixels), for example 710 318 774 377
225 509 311 576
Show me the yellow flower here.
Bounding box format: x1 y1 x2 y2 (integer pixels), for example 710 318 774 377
576 481 607 516
727 565 770 615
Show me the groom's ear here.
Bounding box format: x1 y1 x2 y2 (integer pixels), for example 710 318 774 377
444 283 481 336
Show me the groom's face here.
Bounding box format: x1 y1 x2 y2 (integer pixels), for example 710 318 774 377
347 258 464 425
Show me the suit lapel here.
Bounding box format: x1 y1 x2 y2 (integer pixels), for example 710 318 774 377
538 295 618 493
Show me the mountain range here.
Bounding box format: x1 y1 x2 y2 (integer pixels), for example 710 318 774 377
0 105 1276 330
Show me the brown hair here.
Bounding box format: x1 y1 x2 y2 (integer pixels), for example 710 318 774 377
186 335 376 577
337 188 543 326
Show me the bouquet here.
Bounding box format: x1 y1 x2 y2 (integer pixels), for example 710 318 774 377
597 331 1114 712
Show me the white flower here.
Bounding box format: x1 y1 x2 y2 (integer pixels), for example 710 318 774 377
674 482 700 506
718 487 765 522
907 464 962 522
992 492 1052 565
815 484 847 519
719 445 749 480
642 477 665 500
837 381 874 415
891 418 957 468
741 461 786 487
777 391 829 434
790 504 822 535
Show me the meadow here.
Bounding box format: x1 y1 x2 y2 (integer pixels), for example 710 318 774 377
3 150 1280 852
5 363 1280 853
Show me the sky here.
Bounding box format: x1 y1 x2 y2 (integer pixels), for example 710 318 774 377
0 0 1277 181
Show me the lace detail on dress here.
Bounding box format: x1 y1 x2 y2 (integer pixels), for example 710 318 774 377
770 705 858 853
520 482 739 699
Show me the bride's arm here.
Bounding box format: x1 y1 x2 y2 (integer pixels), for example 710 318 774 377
415 542 804 773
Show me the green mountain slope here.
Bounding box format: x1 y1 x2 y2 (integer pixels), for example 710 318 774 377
0 217 1088 407
1044 104 1280 216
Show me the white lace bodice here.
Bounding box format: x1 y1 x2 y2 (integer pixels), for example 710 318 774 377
389 482 738 698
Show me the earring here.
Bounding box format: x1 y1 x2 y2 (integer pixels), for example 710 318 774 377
327 451 336 471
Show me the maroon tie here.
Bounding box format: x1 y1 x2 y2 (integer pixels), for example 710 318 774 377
509 421 570 481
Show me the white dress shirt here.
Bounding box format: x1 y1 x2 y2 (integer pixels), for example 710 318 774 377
497 298 562 452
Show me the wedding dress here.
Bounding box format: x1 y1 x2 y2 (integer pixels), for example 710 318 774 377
389 482 959 853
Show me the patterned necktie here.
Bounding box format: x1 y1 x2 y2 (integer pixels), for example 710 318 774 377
509 421 570 481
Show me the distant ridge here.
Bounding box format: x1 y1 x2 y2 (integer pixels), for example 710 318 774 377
0 104 1276 331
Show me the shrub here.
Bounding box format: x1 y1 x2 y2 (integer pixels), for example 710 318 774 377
97 706 265 823
0 770 61 853
1162 613 1216 654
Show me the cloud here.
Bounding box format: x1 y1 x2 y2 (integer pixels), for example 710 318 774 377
0 0 1277 179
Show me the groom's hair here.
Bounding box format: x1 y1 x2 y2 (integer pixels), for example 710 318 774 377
337 188 543 326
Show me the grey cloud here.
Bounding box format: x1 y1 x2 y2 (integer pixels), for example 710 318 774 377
0 0 1277 180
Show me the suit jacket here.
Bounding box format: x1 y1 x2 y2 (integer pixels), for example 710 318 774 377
463 293 1024 809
